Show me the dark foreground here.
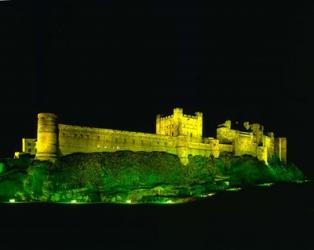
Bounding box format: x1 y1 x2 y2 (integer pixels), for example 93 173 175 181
0 182 313 250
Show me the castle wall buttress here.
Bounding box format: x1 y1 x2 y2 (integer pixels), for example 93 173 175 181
275 137 287 163
257 146 268 165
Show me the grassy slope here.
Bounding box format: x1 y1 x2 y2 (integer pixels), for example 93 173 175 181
0 151 305 202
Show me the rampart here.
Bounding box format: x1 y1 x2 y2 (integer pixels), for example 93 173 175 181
16 108 287 165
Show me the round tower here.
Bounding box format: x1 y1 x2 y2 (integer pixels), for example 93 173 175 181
35 113 58 161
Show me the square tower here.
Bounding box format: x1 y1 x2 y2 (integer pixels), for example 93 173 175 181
156 108 203 140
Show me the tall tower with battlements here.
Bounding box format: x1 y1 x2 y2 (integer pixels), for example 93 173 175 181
156 108 202 142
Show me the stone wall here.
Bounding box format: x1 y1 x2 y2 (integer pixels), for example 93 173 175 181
58 124 178 156
58 124 215 165
275 137 287 163
22 138 36 155
16 109 287 166
234 133 256 157
216 127 238 143
156 108 202 142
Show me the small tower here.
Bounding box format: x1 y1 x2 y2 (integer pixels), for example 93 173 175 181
35 113 58 161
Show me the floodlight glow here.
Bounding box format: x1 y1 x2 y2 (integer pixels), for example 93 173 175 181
226 187 241 192
257 183 274 187
199 192 216 198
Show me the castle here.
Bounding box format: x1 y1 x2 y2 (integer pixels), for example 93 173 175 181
15 108 287 165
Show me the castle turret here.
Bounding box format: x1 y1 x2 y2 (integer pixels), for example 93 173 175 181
35 113 58 161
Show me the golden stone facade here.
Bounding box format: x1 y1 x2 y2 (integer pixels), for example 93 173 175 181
16 108 287 165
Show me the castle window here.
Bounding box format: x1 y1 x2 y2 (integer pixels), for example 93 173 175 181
133 139 135 144
97 136 100 140
141 140 143 144
115 138 118 143
191 133 193 137
124 139 126 143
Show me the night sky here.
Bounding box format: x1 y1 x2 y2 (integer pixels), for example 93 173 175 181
1 1 314 176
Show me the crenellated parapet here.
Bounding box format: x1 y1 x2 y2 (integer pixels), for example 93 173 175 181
16 108 287 166
156 108 202 141
217 120 287 164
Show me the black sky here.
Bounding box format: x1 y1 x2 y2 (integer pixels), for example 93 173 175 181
1 1 314 176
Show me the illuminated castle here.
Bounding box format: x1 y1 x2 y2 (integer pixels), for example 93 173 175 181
16 108 287 165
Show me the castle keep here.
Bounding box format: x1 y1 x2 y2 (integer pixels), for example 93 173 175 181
17 108 287 165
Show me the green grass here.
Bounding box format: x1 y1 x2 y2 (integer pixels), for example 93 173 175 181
0 151 305 203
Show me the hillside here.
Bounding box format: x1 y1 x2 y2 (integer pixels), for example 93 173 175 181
0 151 305 203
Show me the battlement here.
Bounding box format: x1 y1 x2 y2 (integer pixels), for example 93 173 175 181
156 108 203 140
216 119 286 164
16 108 287 165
